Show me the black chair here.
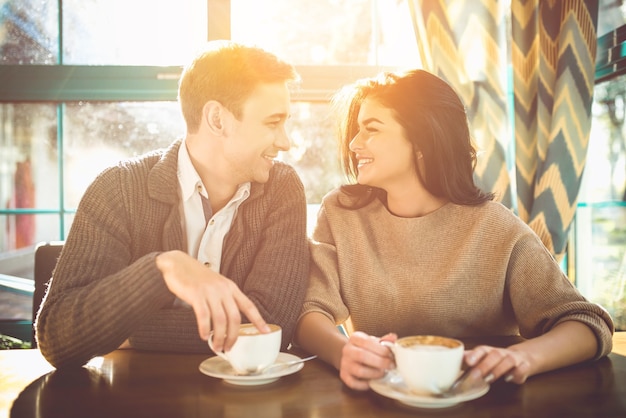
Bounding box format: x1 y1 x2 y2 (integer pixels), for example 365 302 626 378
32 241 64 348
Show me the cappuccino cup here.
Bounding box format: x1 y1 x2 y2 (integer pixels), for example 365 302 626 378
208 324 282 375
382 335 464 395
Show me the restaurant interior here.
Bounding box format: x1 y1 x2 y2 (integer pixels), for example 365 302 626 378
0 0 625 346
1 2 626 418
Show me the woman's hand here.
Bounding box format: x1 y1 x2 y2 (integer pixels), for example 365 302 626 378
339 331 397 390
465 322 598 385
464 345 533 384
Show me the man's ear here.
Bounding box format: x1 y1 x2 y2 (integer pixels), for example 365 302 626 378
203 101 224 133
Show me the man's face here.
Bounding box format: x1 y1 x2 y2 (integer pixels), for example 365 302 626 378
222 82 291 184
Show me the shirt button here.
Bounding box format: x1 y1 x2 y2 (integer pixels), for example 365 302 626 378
209 219 215 226
204 262 211 268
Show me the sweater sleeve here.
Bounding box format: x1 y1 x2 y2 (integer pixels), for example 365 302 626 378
35 166 176 368
299 196 350 326
507 232 615 359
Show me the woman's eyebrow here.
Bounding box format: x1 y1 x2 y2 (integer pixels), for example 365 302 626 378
360 117 384 125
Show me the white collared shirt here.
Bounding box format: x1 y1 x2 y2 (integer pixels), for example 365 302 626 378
177 139 250 274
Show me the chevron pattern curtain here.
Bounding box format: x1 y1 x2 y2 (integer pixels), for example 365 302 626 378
512 0 598 260
408 0 513 208
409 0 599 261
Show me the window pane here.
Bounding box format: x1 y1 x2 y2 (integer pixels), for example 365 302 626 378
282 102 343 203
0 103 59 251
575 69 626 330
63 102 184 207
584 74 626 202
62 0 207 65
0 282 32 319
598 0 626 37
1 214 60 254
573 204 626 330
231 0 419 66
0 0 59 64
62 101 341 208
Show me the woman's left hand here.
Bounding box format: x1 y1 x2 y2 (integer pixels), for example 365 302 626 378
464 345 532 384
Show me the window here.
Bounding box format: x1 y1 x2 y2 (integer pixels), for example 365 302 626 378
0 0 418 270
0 0 208 257
572 0 626 330
229 0 419 205
1 0 623 328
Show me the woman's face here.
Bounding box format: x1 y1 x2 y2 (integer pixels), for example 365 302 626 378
349 98 420 192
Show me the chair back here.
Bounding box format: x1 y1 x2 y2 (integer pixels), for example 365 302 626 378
32 242 64 348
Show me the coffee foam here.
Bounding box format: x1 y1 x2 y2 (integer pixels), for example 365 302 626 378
408 344 449 352
238 324 281 336
398 335 461 349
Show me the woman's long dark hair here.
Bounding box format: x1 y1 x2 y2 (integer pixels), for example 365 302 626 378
333 69 494 209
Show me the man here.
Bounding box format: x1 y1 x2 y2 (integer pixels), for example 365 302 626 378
35 41 310 368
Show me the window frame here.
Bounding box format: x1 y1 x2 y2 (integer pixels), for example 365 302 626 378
0 0 394 243
1 2 620 246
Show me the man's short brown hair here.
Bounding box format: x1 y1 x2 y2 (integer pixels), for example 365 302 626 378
178 41 299 133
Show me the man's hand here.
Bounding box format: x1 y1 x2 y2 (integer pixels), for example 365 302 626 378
155 250 269 351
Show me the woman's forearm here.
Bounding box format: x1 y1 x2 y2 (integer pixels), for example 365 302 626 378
510 320 598 377
295 312 348 369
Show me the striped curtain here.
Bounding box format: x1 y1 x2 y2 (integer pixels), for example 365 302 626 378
409 0 599 261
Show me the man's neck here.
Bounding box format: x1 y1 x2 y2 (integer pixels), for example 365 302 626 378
205 183 238 214
185 134 239 214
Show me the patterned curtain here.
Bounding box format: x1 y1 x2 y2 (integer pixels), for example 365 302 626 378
408 0 513 209
511 0 598 260
408 0 599 261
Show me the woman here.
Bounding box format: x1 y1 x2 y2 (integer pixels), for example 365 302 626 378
294 69 614 391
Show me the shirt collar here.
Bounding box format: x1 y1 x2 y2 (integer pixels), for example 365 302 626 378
229 182 251 207
177 138 204 202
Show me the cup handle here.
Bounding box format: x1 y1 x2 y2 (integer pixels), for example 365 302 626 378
380 340 395 353
379 340 397 374
208 333 230 362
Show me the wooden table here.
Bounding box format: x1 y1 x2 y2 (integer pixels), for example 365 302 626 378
2 333 625 418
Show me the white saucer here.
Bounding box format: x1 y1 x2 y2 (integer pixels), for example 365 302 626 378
199 352 304 386
369 370 489 409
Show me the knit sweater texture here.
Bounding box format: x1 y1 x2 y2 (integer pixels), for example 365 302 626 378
36 139 310 368
302 188 614 358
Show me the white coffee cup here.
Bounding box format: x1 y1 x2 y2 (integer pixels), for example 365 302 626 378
382 335 464 395
208 323 282 375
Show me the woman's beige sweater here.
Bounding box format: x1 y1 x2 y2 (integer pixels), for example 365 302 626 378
302 188 614 358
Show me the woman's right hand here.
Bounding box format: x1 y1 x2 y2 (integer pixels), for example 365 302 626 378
339 331 397 390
